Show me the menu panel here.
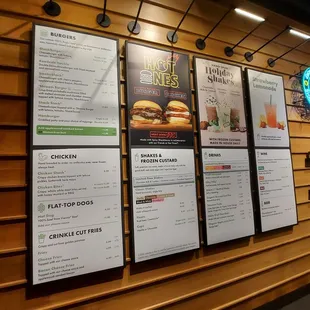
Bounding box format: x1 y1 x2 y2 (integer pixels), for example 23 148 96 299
246 69 289 148
32 148 124 284
131 148 200 262
194 57 247 147
255 149 297 232
202 149 254 244
126 42 193 147
33 25 120 146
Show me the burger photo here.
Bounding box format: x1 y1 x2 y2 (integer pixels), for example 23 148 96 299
165 101 191 124
130 100 163 124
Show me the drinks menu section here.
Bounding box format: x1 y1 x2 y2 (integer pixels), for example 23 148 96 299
255 149 297 232
202 149 255 244
32 148 124 284
131 148 200 262
246 69 290 148
194 58 248 147
33 25 120 146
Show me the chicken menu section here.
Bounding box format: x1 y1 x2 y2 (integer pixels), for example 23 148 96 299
131 148 200 262
32 148 124 284
202 149 255 244
32 25 120 146
255 149 297 232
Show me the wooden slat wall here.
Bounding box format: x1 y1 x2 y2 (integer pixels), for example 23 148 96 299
1 0 310 309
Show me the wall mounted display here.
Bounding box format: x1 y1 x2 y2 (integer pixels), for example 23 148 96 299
32 25 120 146
194 57 255 245
126 42 193 147
255 149 297 232
31 25 124 285
201 148 255 244
246 69 290 148
126 42 200 262
194 58 248 147
302 67 310 105
32 148 124 284
131 148 200 262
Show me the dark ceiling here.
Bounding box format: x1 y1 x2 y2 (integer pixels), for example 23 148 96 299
250 0 310 27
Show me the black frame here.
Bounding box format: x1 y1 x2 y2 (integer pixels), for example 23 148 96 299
193 56 256 246
29 24 126 286
125 41 201 263
244 68 298 233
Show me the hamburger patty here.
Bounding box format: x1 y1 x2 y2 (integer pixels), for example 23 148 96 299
166 106 188 112
165 113 191 120
130 108 162 120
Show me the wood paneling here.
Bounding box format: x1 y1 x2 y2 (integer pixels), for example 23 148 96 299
0 0 310 309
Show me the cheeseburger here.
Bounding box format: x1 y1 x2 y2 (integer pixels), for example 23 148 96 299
165 101 191 124
130 100 163 124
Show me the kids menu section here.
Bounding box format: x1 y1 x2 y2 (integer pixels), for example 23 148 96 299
32 24 120 146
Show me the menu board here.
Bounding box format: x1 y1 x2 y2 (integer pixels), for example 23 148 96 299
255 149 297 232
246 69 289 148
131 148 200 262
194 58 248 147
31 25 124 285
32 148 124 284
202 149 254 244
32 25 120 146
126 42 193 147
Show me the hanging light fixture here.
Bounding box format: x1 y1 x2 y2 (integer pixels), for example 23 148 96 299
96 0 111 28
43 0 61 16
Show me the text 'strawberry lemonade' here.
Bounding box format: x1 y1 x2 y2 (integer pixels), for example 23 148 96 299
264 103 277 128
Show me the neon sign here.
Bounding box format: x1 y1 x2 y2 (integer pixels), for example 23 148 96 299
302 67 310 104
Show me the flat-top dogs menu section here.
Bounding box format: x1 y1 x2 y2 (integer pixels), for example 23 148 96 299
194 57 255 244
126 42 193 147
31 25 124 285
126 43 200 262
246 69 297 232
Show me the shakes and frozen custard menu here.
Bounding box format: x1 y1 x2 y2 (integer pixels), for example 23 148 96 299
202 149 255 244
131 148 200 262
32 25 120 146
255 149 297 232
32 148 124 284
126 42 193 147
246 69 289 148
194 58 248 147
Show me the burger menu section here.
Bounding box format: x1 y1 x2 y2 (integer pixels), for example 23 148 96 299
202 149 255 245
31 25 124 285
194 57 255 244
131 148 200 262
255 149 297 232
126 42 193 147
32 149 124 284
32 25 120 146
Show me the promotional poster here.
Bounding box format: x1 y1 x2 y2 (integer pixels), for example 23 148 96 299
126 43 193 147
131 148 200 262
32 148 124 284
33 25 120 146
246 69 290 148
202 148 254 244
194 58 247 147
255 149 297 232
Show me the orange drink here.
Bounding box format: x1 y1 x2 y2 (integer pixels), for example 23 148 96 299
264 104 277 128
